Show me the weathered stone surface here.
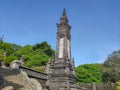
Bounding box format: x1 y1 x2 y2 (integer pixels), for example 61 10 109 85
0 74 5 89
47 9 86 90
0 68 6 90
20 71 42 90
0 67 43 90
20 66 47 80
10 60 22 69
2 86 13 90
0 75 4 84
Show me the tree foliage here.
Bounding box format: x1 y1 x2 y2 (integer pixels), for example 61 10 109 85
0 41 55 68
102 49 120 83
33 41 54 57
0 42 21 56
4 55 18 64
76 64 102 83
116 80 120 90
0 51 3 61
104 50 120 67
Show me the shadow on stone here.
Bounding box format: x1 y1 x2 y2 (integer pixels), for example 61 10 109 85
0 67 20 77
5 81 23 90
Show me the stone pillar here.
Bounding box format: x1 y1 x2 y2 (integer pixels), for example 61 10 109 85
45 59 51 74
93 83 96 90
20 55 24 65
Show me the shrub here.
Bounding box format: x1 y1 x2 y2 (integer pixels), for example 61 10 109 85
116 80 120 90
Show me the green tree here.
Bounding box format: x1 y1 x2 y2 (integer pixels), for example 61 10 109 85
0 41 55 69
0 42 21 56
76 64 102 83
102 49 120 83
102 66 120 83
116 80 120 90
33 41 55 57
0 51 3 61
14 45 33 57
14 42 55 68
4 55 18 64
24 54 49 67
104 50 120 67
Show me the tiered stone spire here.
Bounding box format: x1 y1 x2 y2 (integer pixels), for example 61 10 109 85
55 8 71 62
48 9 78 90
60 8 68 23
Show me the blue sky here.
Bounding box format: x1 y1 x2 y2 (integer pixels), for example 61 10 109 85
0 0 120 66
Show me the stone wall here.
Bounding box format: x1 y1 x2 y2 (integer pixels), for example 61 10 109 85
0 74 5 90
0 67 43 90
19 66 47 80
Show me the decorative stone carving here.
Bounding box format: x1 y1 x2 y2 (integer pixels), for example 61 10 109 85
20 55 24 65
48 8 82 90
10 60 22 69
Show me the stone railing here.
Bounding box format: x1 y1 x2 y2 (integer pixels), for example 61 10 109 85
19 66 47 80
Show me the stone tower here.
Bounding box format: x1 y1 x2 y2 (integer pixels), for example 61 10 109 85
55 8 71 61
48 9 78 90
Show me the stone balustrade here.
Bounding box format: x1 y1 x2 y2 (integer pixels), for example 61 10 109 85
19 66 47 80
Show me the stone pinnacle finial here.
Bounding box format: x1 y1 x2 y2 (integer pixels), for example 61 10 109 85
62 8 66 16
60 8 68 23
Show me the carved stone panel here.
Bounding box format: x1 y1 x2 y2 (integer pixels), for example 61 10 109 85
67 39 70 59
59 38 64 58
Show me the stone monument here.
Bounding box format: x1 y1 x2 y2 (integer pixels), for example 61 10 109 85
46 9 85 90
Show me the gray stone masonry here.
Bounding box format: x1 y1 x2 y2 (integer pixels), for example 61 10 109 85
46 9 86 90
